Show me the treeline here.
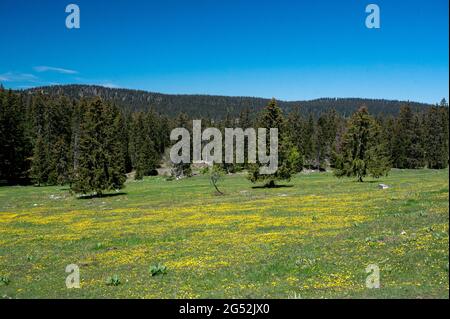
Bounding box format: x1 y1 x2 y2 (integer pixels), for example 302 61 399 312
0 86 448 192
0 87 171 193
286 100 449 172
24 84 433 119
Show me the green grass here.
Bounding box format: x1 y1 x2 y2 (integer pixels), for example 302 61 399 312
0 169 448 298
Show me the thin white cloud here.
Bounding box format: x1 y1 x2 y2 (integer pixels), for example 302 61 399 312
73 76 119 88
0 72 39 82
101 83 119 88
33 66 78 74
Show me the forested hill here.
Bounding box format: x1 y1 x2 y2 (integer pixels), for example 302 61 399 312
22 84 434 119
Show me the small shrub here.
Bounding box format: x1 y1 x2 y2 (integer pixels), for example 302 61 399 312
295 258 317 271
0 276 10 286
149 263 167 276
105 275 121 286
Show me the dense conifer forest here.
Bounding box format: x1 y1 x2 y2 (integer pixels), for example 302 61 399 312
1 84 448 192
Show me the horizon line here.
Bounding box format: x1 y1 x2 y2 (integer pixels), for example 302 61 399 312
3 83 444 106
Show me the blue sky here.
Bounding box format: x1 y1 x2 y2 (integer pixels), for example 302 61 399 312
0 0 448 103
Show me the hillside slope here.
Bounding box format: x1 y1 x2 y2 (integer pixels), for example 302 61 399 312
23 84 434 118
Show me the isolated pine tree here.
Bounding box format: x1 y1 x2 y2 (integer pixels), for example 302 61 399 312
334 106 391 182
71 98 126 195
247 99 298 187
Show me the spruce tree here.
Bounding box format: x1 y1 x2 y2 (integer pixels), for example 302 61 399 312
334 106 391 182
409 113 426 168
171 112 192 178
46 97 73 185
286 106 305 172
391 105 424 169
237 107 253 170
29 133 48 186
71 98 126 196
0 90 31 184
304 113 316 169
247 99 298 187
51 137 71 185
132 112 159 180
424 104 449 169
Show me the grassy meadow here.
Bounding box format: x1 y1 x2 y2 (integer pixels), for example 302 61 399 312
0 169 448 299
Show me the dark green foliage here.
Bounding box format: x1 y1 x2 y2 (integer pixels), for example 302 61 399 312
0 84 448 188
29 133 47 186
303 113 316 168
235 107 254 171
130 112 159 180
170 112 192 178
0 90 31 184
424 102 449 169
46 97 73 185
314 109 341 171
286 106 305 173
334 106 391 182
391 105 425 169
25 84 434 119
247 99 298 186
70 98 126 196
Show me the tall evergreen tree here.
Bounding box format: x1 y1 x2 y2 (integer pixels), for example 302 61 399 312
46 97 73 184
53 137 71 185
303 113 316 168
424 104 449 169
0 90 31 183
170 112 192 178
391 105 425 168
29 133 48 186
247 99 299 187
237 107 253 169
71 98 126 195
334 106 391 182
131 112 159 180
286 106 305 172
